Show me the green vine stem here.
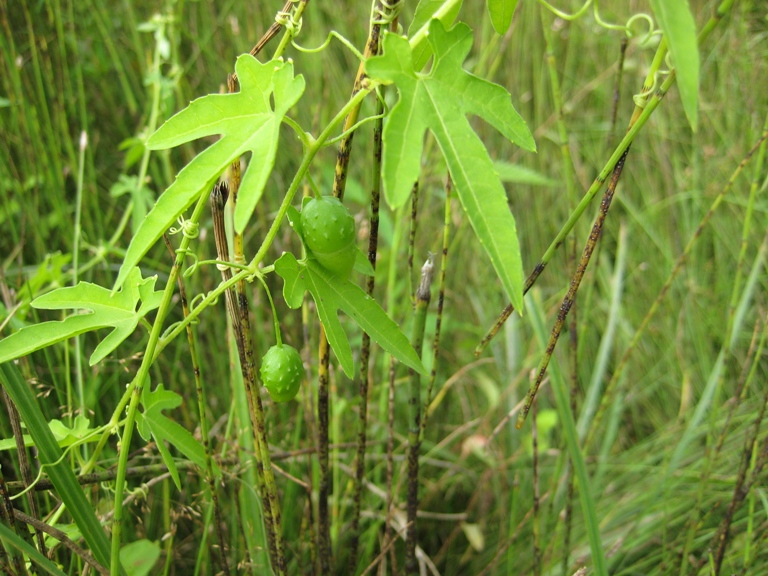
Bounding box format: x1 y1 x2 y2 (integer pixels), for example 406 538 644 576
109 190 209 575
475 0 738 356
585 128 768 451
101 16 401 572
405 256 433 574
165 231 229 574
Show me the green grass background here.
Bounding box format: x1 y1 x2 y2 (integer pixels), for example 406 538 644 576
1 1 768 574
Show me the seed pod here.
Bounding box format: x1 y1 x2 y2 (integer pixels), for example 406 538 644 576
260 344 303 402
300 196 357 278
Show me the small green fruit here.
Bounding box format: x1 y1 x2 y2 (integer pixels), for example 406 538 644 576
300 196 357 278
260 344 303 402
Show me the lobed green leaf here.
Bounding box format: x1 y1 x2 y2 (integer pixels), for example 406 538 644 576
366 19 535 310
0 267 162 365
113 56 305 291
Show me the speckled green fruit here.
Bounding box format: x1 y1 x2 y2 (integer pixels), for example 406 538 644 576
260 344 303 402
300 196 357 277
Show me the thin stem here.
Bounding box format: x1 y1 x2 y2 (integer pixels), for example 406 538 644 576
585 129 768 448
317 328 332 574
163 230 229 576
109 190 209 575
517 148 629 429
72 131 87 422
420 176 451 436
405 257 433 575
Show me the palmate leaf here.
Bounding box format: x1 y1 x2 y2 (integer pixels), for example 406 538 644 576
136 383 215 490
649 0 699 131
365 19 535 311
408 0 464 71
113 55 305 291
0 267 162 365
274 253 426 378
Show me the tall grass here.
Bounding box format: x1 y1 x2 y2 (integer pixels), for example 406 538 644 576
1 1 767 575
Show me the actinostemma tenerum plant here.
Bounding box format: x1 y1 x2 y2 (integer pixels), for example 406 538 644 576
260 344 304 402
300 196 357 279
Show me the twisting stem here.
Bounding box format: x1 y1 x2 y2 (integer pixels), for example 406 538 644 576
585 129 768 448
517 148 629 429
405 256 434 575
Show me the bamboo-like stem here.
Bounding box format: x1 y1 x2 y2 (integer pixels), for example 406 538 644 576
517 148 629 428
420 176 451 436
163 233 229 575
606 37 628 151
347 4 397 567
585 129 768 448
405 257 434 575
210 183 284 575
348 80 386 576
382 354 397 576
317 327 332 574
407 181 420 301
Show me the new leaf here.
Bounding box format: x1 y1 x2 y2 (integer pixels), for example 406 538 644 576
0 267 163 365
136 383 215 490
275 253 426 378
113 55 305 290
365 20 535 311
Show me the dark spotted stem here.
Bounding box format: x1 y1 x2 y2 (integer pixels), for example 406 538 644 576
211 183 286 576
405 256 434 574
475 0 737 357
420 176 452 436
347 3 397 569
585 129 768 448
348 79 387 576
162 233 229 576
316 328 332 575
517 148 629 429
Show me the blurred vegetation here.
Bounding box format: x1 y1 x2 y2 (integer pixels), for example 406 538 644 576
1 0 768 574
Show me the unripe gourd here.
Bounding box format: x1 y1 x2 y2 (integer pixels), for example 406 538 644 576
260 344 303 402
300 196 356 278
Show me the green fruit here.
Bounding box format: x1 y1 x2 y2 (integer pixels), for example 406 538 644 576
260 344 303 402
300 196 357 277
